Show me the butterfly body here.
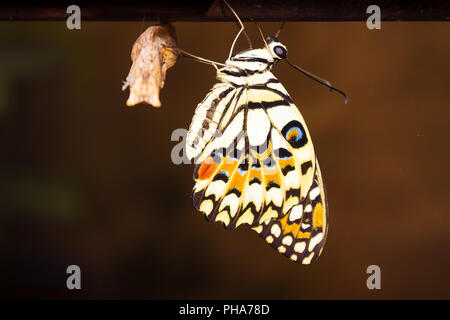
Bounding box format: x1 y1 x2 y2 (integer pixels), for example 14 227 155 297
186 39 329 264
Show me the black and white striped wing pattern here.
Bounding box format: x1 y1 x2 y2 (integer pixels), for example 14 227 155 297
186 69 328 264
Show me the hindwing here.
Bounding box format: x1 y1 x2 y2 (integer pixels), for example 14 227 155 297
252 160 328 264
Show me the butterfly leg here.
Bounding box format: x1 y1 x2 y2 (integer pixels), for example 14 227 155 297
178 48 227 71
222 0 248 60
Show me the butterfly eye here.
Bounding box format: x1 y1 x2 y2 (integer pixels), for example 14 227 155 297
273 46 287 59
265 36 277 43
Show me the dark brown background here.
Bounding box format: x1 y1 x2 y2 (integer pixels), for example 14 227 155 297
0 21 449 299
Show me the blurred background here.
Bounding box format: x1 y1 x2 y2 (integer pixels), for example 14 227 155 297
0 20 449 299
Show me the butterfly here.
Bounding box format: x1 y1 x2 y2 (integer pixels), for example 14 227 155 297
182 2 347 264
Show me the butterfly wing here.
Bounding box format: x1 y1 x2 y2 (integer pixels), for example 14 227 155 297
253 160 328 264
186 83 238 160
191 74 318 232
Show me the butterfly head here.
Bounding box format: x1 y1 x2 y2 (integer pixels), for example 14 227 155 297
224 33 288 76
265 36 287 60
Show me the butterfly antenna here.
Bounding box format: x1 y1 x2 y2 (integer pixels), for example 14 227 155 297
274 21 285 38
286 60 348 104
255 22 269 49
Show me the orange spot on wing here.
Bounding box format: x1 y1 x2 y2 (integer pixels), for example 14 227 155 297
226 161 247 193
297 231 311 239
313 202 325 230
221 157 238 177
279 213 300 237
287 129 299 141
249 165 262 184
263 164 281 188
278 158 295 172
198 157 219 180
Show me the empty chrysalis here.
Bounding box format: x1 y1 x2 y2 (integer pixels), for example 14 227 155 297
123 23 179 107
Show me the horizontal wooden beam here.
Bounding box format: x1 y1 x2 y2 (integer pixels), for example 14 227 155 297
1 1 449 21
